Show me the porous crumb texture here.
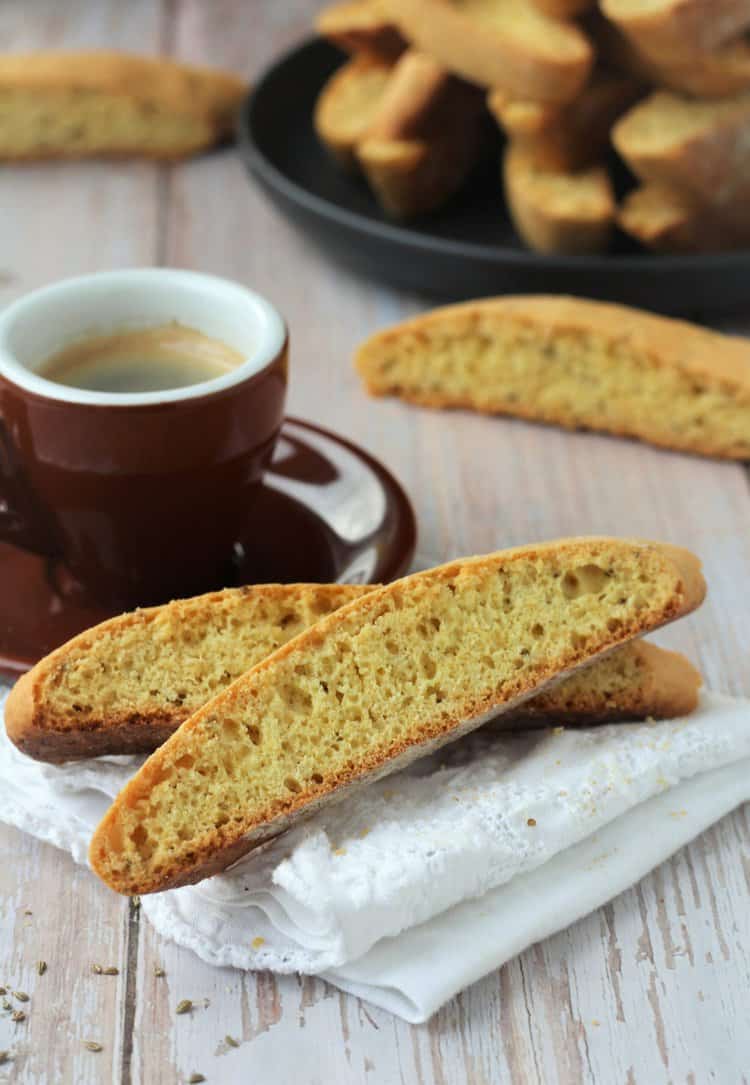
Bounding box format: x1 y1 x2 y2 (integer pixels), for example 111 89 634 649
8 584 371 760
355 297 750 458
314 56 392 165
90 538 704 895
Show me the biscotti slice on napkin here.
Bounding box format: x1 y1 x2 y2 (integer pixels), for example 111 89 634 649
315 0 407 61
0 51 246 160
356 51 484 217
314 56 393 170
503 144 615 254
355 296 750 458
4 584 373 764
382 0 593 104
89 538 705 895
613 90 750 210
499 641 701 727
489 70 641 172
601 0 750 60
618 184 742 252
7 579 702 763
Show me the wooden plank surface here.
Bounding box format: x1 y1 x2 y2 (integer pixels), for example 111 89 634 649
1 1 749 1082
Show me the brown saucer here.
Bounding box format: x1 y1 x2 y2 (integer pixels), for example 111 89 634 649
0 418 416 676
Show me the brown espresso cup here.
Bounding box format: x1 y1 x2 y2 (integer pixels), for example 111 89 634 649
0 269 288 607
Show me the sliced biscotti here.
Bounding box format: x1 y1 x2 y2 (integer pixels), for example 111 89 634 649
382 0 593 104
316 0 407 60
355 296 750 459
618 183 743 252
0 51 247 160
5 584 372 764
500 641 702 726
531 0 595 16
490 70 641 171
357 51 484 216
314 56 393 170
89 538 705 894
613 91 750 211
601 0 750 60
504 144 615 254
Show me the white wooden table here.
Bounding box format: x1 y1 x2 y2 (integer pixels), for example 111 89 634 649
1 3 749 1082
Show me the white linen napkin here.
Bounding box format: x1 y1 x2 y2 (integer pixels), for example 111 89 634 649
1 686 748 1022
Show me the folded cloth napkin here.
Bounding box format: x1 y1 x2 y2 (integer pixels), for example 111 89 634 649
1 686 748 1023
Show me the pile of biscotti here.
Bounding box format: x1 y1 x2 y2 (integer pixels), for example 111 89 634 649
6 537 706 895
314 0 750 254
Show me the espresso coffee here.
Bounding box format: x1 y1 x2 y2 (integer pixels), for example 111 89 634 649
40 323 244 393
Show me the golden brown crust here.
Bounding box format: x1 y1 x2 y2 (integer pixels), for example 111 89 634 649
0 50 247 160
618 183 743 252
315 0 407 60
356 51 484 216
601 0 750 60
531 0 595 15
313 55 393 171
4 583 372 763
503 144 615 254
90 539 705 895
382 0 593 103
489 71 643 172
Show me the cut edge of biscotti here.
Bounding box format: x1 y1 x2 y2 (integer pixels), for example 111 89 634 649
89 537 705 895
0 50 248 160
315 0 407 61
355 295 750 459
503 144 615 254
618 183 742 253
382 0 593 103
4 583 374 764
601 0 750 61
313 54 394 171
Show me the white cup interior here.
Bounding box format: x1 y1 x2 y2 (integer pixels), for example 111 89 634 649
0 268 287 406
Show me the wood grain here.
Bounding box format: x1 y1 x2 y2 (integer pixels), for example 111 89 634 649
0 0 749 1081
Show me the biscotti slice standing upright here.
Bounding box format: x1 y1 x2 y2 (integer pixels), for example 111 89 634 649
90 538 705 895
315 0 407 61
618 183 743 252
6 581 702 763
356 50 484 217
613 90 750 212
503 143 615 254
4 584 373 764
382 0 593 104
314 56 393 170
0 51 247 160
489 70 642 171
601 0 750 60
355 295 750 459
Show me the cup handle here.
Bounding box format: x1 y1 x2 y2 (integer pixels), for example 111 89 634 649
0 420 59 557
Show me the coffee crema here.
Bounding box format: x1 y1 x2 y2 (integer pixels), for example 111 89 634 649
39 323 244 393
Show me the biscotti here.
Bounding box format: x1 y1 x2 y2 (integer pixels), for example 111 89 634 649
316 0 407 60
503 144 615 254
314 56 393 170
500 641 702 726
489 70 641 171
634 36 750 98
89 538 705 894
532 0 595 16
601 0 750 60
356 51 484 216
618 184 740 252
5 584 372 764
355 295 750 459
613 90 750 210
7 580 703 763
0 51 247 160
382 0 593 104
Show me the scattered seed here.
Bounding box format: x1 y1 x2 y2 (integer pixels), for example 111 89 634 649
188 1075 205 1084
91 964 103 975
527 818 537 827
23 910 32 916
0 987 6 996
13 992 28 1003
102 967 119 976
225 1034 239 1048
82 1040 102 1052
153 966 165 978
2 999 11 1011
131 896 141 909
11 1011 25 1024
36 962 47 976
176 999 193 1015
251 937 265 949
0 1051 9 1064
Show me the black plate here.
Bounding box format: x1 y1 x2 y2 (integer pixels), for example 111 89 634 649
239 36 750 318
